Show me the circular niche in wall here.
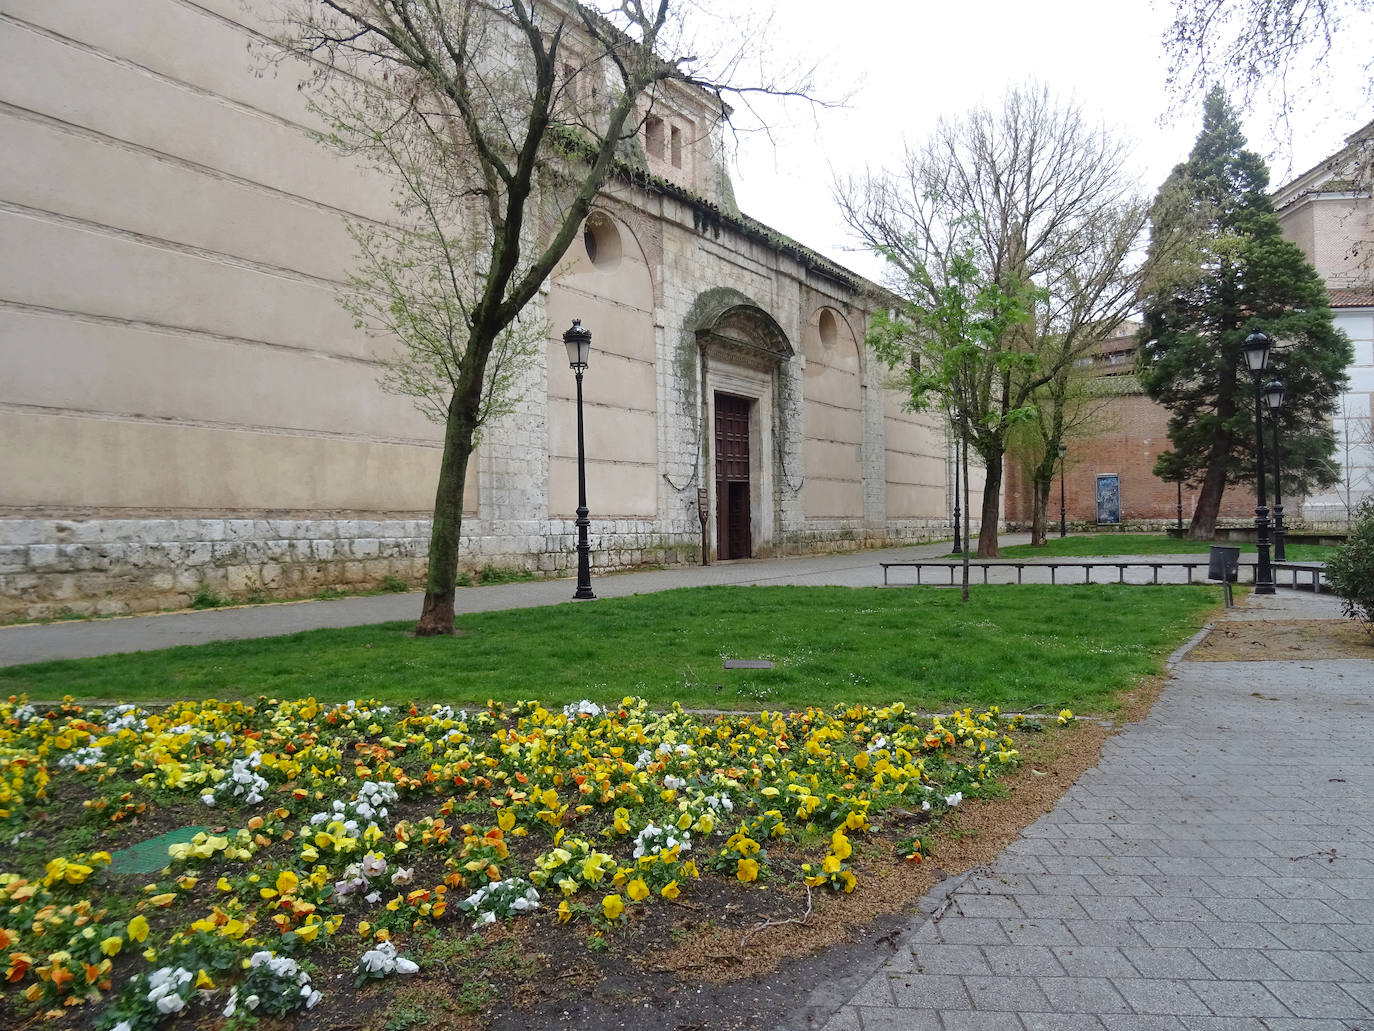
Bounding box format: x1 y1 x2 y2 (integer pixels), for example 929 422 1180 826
818 307 838 349
583 211 623 269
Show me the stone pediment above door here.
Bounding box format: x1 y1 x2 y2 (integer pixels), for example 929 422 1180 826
689 292 793 372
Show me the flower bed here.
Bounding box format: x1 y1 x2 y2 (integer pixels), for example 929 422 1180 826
0 694 1067 1028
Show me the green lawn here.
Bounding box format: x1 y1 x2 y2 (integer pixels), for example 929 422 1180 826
969 533 1337 562
0 583 1220 713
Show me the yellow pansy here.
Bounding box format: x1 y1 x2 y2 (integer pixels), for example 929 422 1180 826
602 894 624 920
736 858 760 883
626 878 649 902
126 916 149 943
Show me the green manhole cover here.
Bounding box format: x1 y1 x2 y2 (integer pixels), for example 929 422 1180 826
109 826 211 875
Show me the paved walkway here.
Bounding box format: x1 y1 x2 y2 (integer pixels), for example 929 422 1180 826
815 588 1374 1031
0 537 1041 666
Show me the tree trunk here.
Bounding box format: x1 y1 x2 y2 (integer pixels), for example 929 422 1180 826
977 446 1004 558
415 393 479 637
1188 457 1228 541
1031 477 1050 546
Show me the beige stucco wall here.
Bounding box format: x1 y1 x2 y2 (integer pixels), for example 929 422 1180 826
802 308 864 520
0 0 954 618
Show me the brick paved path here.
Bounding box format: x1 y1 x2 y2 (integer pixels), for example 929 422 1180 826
819 593 1374 1031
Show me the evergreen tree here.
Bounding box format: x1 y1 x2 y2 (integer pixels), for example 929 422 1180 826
1138 87 1351 539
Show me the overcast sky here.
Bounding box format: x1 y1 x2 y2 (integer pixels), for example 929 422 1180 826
718 0 1372 284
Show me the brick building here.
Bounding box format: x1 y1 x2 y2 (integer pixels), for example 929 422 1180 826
1006 120 1374 533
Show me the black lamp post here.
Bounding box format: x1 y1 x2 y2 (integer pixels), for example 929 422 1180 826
950 411 962 554
563 319 595 600
1056 441 1068 538
1265 378 1286 562
1241 331 1276 595
1176 480 1184 532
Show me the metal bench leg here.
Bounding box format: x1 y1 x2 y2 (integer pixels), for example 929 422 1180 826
983 566 989 584
1085 565 1090 584
1017 565 1023 584
1050 567 1056 585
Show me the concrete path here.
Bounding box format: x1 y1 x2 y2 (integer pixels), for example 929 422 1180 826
0 537 1040 666
816 588 1374 1031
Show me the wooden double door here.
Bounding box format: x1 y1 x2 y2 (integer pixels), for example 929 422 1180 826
714 393 751 559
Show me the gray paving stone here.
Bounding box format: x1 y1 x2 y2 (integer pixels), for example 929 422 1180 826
846 973 896 1007
1267 980 1372 1018
1049 947 1139 979
1196 920 1286 949
1019 1015 1108 1031
850 1006 942 1031
934 917 1013 946
1131 920 1219 949
1035 977 1131 1014
939 1013 1025 1031
1189 947 1288 981
1263 949 1364 981
1017 896 1092 921
1064 920 1147 947
963 974 1051 1011
1261 1020 1372 1031
954 894 1027 919
1111 978 1212 1016
1119 947 1213 979
981 945 1066 977
1076 897 1150 921
1186 979 1291 1017
1002 920 1080 946
1099 1017 1187 1031
887 973 971 1010
905 944 991 976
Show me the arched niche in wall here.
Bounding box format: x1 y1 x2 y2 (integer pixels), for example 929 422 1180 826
686 290 793 559
546 209 658 519
801 306 864 520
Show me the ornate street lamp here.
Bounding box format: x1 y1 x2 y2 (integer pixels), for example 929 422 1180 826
1241 331 1276 595
563 319 595 600
950 409 962 554
1265 378 1287 562
1056 441 1068 538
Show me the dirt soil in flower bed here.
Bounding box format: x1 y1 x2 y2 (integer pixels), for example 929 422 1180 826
314 684 1159 1031
1187 619 1373 661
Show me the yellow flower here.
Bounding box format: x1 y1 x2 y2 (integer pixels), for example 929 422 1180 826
830 830 852 861
626 878 649 902
557 900 572 924
275 870 299 896
736 858 760 883
660 880 680 900
195 969 215 989
822 854 842 875
126 916 149 943
216 877 233 892
294 921 320 944
601 894 624 920
99 937 122 957
676 811 692 831
497 808 516 832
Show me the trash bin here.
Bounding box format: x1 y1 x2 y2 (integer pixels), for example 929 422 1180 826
1208 545 1240 582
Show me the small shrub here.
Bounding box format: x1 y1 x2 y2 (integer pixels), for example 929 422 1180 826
316 587 349 601
455 572 475 588
477 564 536 585
1326 498 1374 632
191 583 229 609
381 575 410 593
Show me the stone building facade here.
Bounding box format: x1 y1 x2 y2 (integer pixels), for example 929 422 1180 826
1272 120 1374 525
0 0 964 619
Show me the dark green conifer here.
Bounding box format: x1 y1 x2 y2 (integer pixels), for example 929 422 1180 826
1139 87 1351 538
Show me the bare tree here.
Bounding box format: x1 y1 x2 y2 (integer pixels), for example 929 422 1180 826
1164 0 1374 128
265 1 811 635
839 84 1151 557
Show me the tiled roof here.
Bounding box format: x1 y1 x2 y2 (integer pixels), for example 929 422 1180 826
1329 288 1374 307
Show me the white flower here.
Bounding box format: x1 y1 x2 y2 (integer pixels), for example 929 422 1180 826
394 956 419 975
390 866 414 886
361 853 387 878
945 792 963 807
